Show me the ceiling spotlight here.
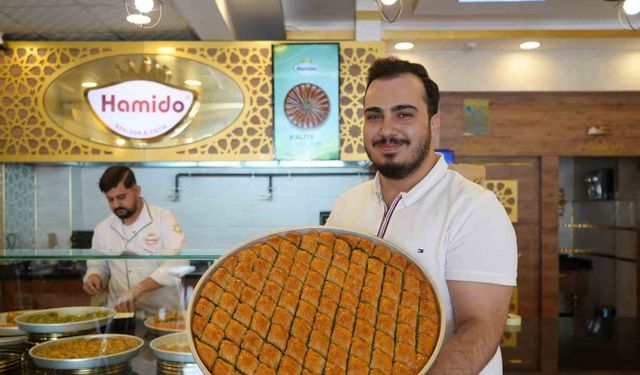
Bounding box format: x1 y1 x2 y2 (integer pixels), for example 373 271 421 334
394 42 414 50
606 0 640 30
184 80 202 87
520 41 540 50
124 0 163 29
623 0 640 15
115 138 127 146
81 82 97 88
134 0 154 13
376 0 403 23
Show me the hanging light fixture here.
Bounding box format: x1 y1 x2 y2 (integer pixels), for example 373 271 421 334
124 0 163 29
606 0 640 30
376 0 403 23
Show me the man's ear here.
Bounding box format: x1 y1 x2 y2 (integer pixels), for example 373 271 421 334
430 113 441 136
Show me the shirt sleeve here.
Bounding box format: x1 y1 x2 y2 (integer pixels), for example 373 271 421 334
150 209 189 286
445 193 518 286
83 227 110 287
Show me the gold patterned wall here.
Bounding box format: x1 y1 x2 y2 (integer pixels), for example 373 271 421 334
485 180 519 223
0 41 383 162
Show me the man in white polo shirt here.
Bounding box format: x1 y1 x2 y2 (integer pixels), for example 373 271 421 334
327 57 517 375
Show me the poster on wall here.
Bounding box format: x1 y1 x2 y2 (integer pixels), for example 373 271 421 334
463 99 490 136
273 43 340 160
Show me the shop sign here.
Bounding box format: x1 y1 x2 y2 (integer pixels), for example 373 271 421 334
273 43 340 160
86 80 195 139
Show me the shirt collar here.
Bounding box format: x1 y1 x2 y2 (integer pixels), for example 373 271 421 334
373 153 449 207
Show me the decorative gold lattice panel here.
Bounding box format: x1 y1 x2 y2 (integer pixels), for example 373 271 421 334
339 42 384 161
0 41 383 162
484 180 518 223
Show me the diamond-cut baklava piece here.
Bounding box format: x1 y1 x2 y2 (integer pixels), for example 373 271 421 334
191 229 441 374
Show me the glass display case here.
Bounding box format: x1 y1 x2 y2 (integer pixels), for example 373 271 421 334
0 249 223 374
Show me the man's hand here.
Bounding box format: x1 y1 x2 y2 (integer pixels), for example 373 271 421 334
82 274 103 295
114 287 141 312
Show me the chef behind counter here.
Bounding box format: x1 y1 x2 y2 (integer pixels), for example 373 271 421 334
82 166 189 315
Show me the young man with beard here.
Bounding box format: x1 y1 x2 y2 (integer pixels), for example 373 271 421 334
326 57 517 374
82 166 188 314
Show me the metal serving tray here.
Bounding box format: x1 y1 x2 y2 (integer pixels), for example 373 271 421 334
16 306 115 334
28 333 143 370
0 310 32 336
144 312 186 336
150 332 195 363
186 225 446 375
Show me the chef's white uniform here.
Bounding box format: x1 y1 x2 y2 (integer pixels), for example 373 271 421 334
83 201 188 314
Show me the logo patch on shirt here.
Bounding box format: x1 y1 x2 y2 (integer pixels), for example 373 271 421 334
173 224 182 234
417 248 425 254
145 232 160 245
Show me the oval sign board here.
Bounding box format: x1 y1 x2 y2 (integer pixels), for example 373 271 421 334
86 80 195 139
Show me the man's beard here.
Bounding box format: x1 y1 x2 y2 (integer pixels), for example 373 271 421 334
113 206 135 219
366 134 430 180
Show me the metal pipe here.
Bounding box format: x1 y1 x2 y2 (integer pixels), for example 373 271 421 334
172 171 374 201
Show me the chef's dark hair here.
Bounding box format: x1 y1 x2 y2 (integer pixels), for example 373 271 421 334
365 56 440 118
99 166 137 192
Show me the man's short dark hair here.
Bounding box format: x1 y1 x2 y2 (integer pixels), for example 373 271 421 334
99 166 136 193
365 56 440 118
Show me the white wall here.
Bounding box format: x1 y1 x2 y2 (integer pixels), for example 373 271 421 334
395 48 640 92
63 166 370 252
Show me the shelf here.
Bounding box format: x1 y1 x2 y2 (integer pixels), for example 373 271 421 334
0 249 225 260
561 223 637 232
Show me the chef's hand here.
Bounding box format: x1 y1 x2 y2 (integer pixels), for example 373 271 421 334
114 287 141 312
82 274 103 295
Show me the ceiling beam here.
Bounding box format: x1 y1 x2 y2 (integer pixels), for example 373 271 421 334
172 0 237 40
382 29 640 40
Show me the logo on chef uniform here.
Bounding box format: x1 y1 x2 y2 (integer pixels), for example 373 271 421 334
145 232 160 246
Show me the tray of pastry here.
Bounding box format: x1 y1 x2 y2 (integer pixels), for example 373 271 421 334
16 306 115 334
186 226 445 375
144 310 186 335
0 310 31 336
28 333 143 370
150 332 195 363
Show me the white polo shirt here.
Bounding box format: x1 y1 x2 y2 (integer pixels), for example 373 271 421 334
327 155 517 375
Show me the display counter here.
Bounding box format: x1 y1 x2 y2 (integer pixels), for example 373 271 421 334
2 251 639 374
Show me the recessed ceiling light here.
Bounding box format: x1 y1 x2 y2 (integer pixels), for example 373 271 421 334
380 0 398 5
394 42 414 50
115 138 126 146
184 80 202 87
157 47 175 54
126 14 151 25
520 41 540 50
81 82 97 88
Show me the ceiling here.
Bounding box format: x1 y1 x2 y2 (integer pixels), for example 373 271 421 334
0 0 638 51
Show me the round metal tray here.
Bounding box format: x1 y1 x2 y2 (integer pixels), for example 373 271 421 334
0 310 31 336
0 335 25 347
186 225 446 375
16 307 115 334
0 350 23 373
144 312 185 336
150 332 194 363
28 333 143 370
